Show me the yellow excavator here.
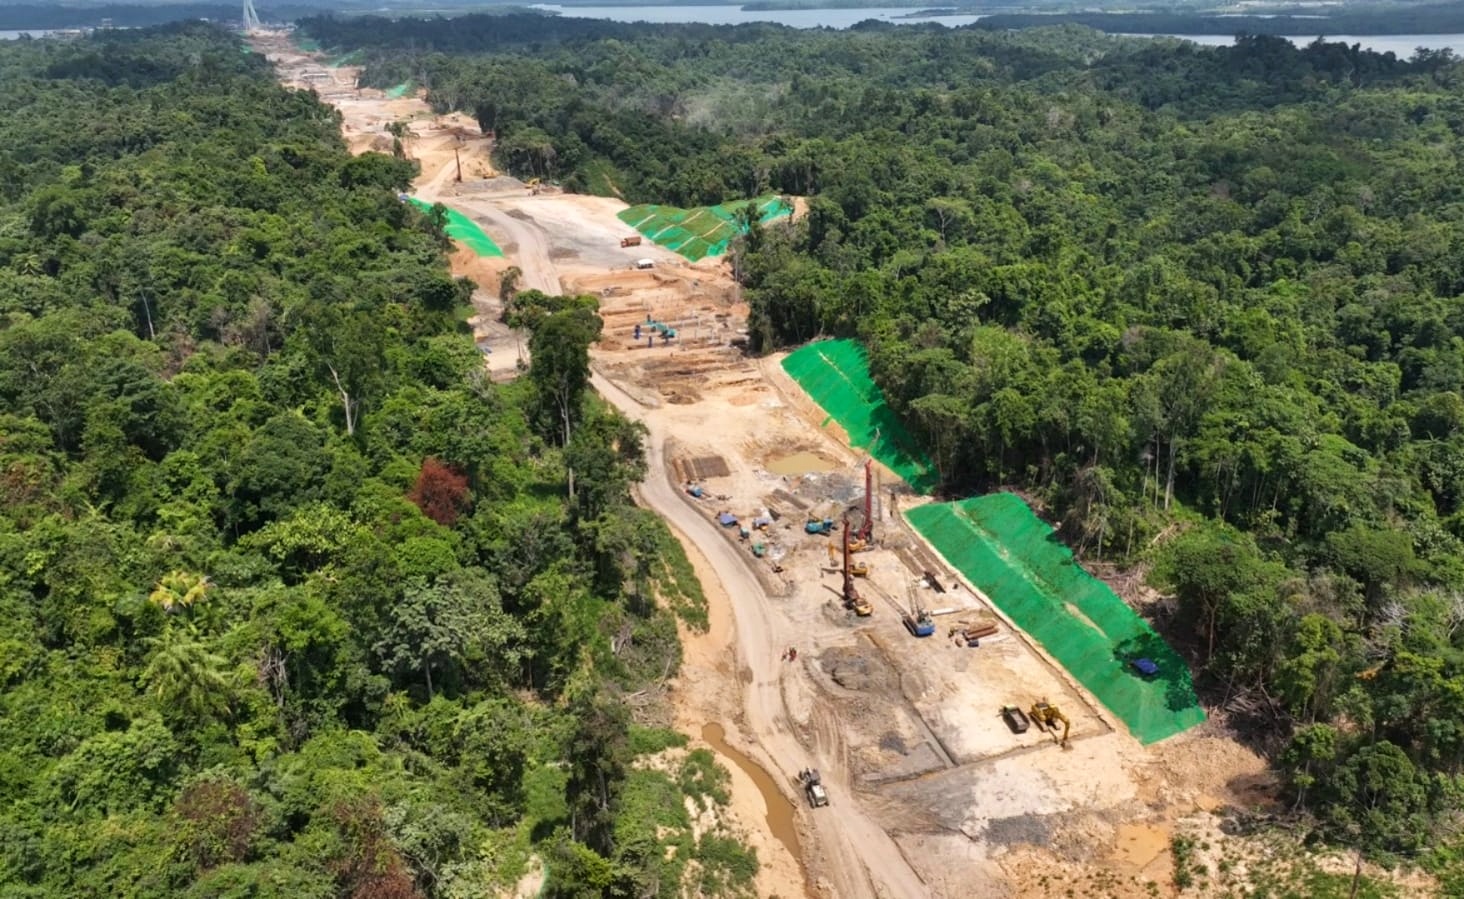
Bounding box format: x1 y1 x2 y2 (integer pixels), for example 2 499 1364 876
1029 699 1071 748
827 542 868 576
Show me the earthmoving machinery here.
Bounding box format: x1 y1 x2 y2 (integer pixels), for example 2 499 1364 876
841 520 872 617
1029 699 1071 748
825 542 868 577
799 768 829 808
901 586 935 638
620 235 642 248
806 516 835 535
1001 705 1031 734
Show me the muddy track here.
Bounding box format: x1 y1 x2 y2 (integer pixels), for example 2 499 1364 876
591 370 929 899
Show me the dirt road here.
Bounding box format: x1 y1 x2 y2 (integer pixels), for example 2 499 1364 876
591 372 929 899
442 194 563 296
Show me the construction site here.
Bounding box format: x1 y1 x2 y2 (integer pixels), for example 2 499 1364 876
245 31 1404 899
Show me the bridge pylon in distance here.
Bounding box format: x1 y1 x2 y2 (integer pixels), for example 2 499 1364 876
242 0 261 32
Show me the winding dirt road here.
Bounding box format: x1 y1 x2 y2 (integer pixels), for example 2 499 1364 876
591 372 929 899
455 196 564 295
402 99 926 895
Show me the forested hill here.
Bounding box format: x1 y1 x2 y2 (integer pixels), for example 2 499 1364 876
0 22 755 898
308 14 1464 880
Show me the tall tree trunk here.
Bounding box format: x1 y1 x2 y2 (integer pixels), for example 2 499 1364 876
1165 438 1178 511
561 394 575 500
327 364 356 436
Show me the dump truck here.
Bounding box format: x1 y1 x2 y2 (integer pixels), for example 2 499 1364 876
1001 705 1031 734
799 769 829 808
620 235 642 248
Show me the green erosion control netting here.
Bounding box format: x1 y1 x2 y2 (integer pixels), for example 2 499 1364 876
781 339 939 494
617 196 791 262
406 198 503 258
907 494 1206 744
325 50 363 68
385 81 414 99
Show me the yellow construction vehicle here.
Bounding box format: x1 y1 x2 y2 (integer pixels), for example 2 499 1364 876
826 543 868 576
841 520 873 616
1029 699 1071 748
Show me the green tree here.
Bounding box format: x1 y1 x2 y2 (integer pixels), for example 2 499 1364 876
141 630 234 722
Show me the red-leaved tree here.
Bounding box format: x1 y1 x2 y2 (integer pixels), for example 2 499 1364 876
328 798 421 899
408 457 470 527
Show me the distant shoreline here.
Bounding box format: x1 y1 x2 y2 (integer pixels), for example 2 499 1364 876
977 6 1464 37
8 2 1464 38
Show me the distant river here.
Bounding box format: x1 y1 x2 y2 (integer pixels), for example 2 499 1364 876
531 10 1464 51
1132 33 1464 56
530 5 986 28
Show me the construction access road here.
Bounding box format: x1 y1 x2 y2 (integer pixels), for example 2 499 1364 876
257 39 1310 899
592 372 929 899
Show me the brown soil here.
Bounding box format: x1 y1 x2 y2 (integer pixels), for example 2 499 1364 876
253 33 1434 899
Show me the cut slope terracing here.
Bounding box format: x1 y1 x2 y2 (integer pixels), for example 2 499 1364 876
907 493 1206 745
406 197 503 257
780 339 938 493
618 196 791 261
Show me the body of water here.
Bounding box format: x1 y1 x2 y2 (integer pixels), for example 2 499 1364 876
531 5 986 28
536 8 1464 51
0 29 82 40
1133 33 1464 57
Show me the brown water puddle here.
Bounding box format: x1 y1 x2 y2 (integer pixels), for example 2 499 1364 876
701 723 808 888
766 451 835 476
1112 822 1171 870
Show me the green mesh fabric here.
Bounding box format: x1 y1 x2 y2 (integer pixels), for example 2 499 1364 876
385 81 414 99
617 197 791 262
781 339 938 494
406 198 503 258
325 50 363 68
907 493 1206 745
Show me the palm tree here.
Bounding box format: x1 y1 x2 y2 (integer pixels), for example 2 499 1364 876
141 632 233 721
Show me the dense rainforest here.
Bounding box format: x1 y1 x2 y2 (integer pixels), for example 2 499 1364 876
0 22 758 898
307 12 1464 881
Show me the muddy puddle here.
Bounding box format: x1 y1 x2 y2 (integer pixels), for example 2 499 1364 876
701 723 807 885
766 451 835 476
1112 822 1171 869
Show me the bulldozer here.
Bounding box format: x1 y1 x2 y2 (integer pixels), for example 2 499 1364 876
1029 699 1071 748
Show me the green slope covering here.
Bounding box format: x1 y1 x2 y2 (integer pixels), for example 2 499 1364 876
385 80 414 99
907 494 1205 745
781 339 938 494
407 197 503 257
617 196 791 261
325 49 363 68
